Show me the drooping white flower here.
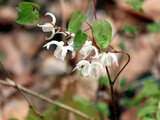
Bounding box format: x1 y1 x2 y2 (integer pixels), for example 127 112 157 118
73 60 104 77
80 41 98 59
43 41 73 60
38 12 63 40
99 52 118 67
67 33 76 58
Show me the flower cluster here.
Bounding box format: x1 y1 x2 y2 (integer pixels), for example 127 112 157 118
38 12 118 77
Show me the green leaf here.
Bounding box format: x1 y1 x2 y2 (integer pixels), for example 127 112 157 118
73 96 91 107
141 80 160 97
96 102 110 116
97 76 109 87
119 42 126 51
68 11 87 33
126 0 144 13
9 119 18 120
122 25 137 35
16 2 40 25
134 80 160 105
141 116 156 120
120 78 126 87
145 97 159 106
156 109 160 120
122 98 134 106
74 30 87 51
147 22 160 33
136 106 157 117
134 92 145 105
92 20 112 49
0 52 4 61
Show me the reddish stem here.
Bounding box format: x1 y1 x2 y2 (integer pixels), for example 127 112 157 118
83 28 91 32
111 51 130 84
85 21 92 28
105 66 117 120
107 45 131 84
93 0 97 20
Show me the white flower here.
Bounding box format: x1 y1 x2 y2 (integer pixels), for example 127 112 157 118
99 52 118 67
38 12 63 40
43 41 73 60
60 31 76 58
80 41 98 59
73 60 104 77
67 33 76 58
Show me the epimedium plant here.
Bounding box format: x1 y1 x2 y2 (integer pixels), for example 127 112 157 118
16 1 130 120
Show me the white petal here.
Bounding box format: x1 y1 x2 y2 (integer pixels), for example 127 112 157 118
38 23 53 32
73 60 89 71
54 46 62 59
92 46 99 58
46 29 56 40
88 64 97 77
81 65 89 76
100 53 112 66
92 62 104 72
108 53 118 67
72 51 76 58
80 46 93 59
45 12 56 24
67 39 73 46
65 46 73 52
43 41 64 49
85 41 92 46
60 47 68 60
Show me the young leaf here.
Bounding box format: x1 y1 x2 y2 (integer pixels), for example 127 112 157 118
147 22 160 33
96 102 110 116
141 117 156 120
74 30 87 51
92 20 112 49
126 0 144 13
122 25 137 35
156 110 160 120
9 119 17 120
136 106 157 117
119 42 126 51
97 76 109 87
16 2 40 25
120 78 126 87
68 11 87 33
73 96 91 107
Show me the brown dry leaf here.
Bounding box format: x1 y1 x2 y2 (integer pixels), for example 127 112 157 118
110 34 156 82
114 0 160 22
0 6 17 25
0 34 24 76
120 108 137 120
0 98 28 120
14 31 45 58
142 0 160 22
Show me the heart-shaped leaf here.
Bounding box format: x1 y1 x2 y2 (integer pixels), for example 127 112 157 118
16 2 40 25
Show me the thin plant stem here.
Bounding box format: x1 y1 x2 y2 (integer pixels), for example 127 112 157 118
83 28 91 32
112 51 130 84
108 46 131 84
93 0 97 20
103 47 130 120
0 61 44 118
60 0 67 42
0 79 93 120
105 67 117 120
85 21 92 28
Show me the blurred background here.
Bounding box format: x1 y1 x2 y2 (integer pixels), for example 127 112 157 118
0 0 160 120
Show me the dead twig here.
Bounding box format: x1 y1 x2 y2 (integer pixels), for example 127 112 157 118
0 79 93 120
